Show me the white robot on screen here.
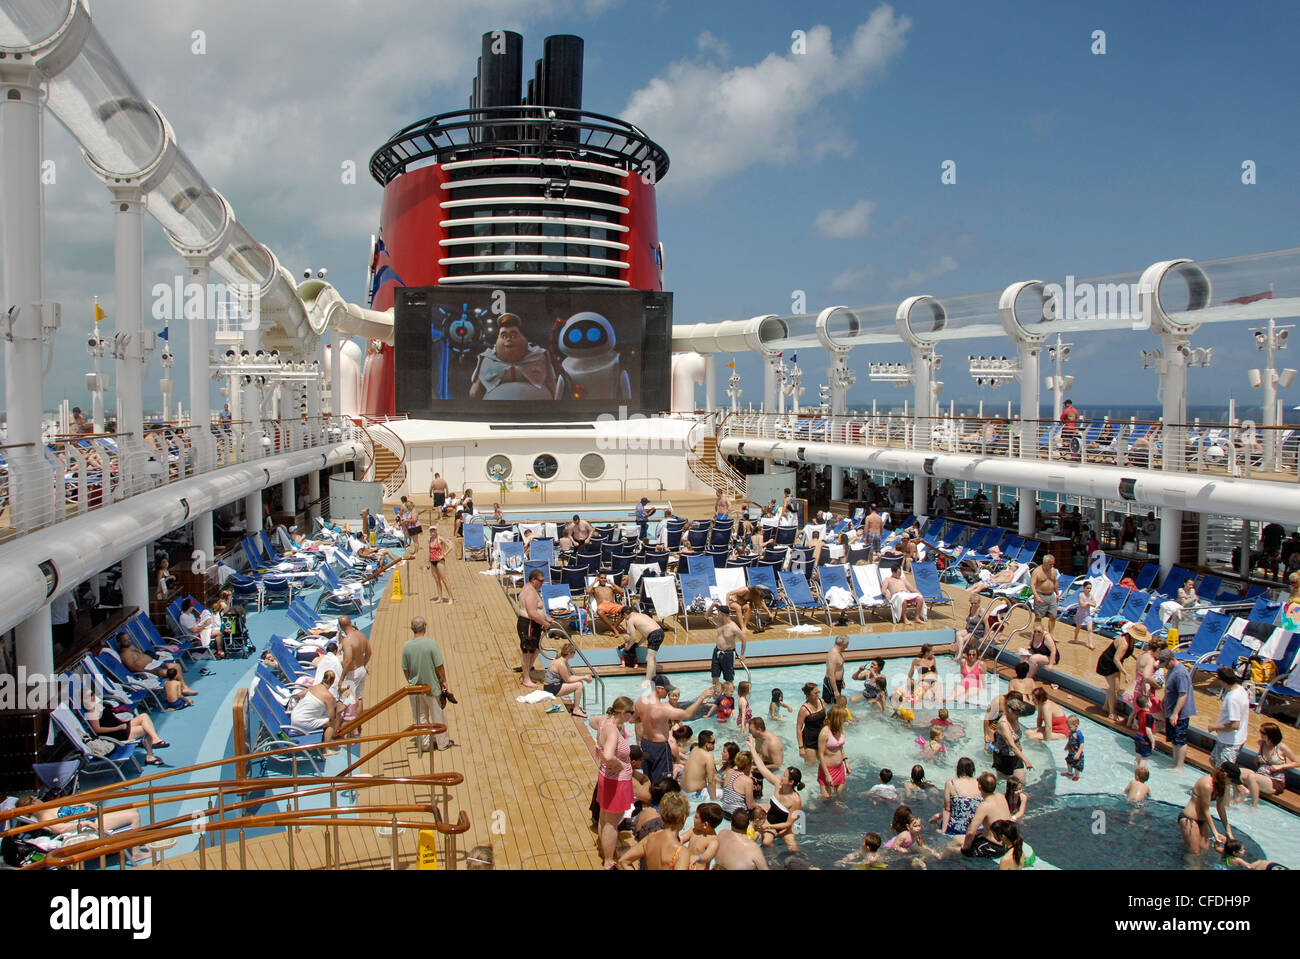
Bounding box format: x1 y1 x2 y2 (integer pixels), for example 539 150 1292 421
554 311 632 401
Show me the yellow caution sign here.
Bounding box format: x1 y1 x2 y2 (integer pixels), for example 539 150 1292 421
392 568 403 601
417 829 439 869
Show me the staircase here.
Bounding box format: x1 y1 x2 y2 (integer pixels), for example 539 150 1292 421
688 433 747 500
364 421 408 496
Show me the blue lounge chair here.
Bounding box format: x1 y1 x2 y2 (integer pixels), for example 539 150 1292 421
779 569 829 626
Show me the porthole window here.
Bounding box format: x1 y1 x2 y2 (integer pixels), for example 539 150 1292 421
485 454 513 482
579 453 606 480
532 453 559 480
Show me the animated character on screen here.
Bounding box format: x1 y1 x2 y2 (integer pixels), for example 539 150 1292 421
553 311 632 401
469 313 556 401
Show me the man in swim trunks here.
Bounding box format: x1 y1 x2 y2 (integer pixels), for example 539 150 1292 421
516 569 555 688
823 636 850 704
636 680 711 785
864 504 884 555
338 614 371 719
708 606 747 684
1030 554 1059 633
621 609 667 681
714 809 769 870
961 771 1011 857
587 572 628 636
681 729 717 802
429 472 448 511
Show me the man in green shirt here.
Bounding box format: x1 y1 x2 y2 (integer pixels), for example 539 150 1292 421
401 615 455 751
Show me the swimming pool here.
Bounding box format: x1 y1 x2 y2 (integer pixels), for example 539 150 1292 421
599 660 1300 870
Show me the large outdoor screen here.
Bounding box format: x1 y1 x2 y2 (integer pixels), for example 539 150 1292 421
393 286 672 419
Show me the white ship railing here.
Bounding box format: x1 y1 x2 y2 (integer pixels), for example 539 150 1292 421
720 412 1299 483
0 416 362 541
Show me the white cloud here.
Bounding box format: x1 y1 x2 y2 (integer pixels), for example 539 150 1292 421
828 265 873 294
623 6 911 190
814 199 876 239
696 31 730 60
888 255 959 293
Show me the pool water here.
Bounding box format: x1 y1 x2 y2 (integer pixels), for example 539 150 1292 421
599 660 1300 870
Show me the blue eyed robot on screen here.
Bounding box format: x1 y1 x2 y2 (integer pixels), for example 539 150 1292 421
553 311 632 402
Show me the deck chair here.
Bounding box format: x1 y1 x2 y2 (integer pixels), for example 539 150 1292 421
911 562 952 615
540 583 582 634
1157 566 1195 598
747 564 790 625
461 521 488 561
1173 610 1231 666
682 553 716 581
48 706 141 782
1254 635 1300 723
818 564 862 625
850 563 890 619
778 569 830 626
1133 563 1159 591
678 569 716 629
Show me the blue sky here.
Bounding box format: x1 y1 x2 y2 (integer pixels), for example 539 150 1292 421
11 0 1300 414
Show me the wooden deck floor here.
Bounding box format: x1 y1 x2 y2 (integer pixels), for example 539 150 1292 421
156 518 1300 868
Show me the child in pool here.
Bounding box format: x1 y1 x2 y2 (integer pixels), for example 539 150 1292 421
883 805 928 866
1217 839 1289 870
837 831 889 868
1124 763 1151 802
837 832 885 868
915 725 948 761
769 688 793 721
1063 715 1085 781
734 681 753 729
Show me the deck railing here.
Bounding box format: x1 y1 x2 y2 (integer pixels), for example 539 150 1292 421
720 412 1300 482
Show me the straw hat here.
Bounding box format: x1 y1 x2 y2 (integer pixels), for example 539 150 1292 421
1122 622 1151 644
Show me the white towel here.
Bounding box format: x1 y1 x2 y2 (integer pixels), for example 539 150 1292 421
714 567 747 598
824 586 854 609
516 689 555 704
643 576 680 618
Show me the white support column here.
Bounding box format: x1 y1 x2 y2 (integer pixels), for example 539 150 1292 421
281 477 296 524
245 489 263 535
122 547 149 618
763 355 778 413
911 346 931 515
16 608 53 678
308 469 322 520
185 257 215 472
193 511 215 571
1159 507 1183 579
1017 344 1040 538
2 65 47 534
703 354 716 412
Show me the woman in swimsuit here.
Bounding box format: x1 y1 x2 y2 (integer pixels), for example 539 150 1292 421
1235 723 1297 806
718 751 756 817
596 696 637 869
1179 767 1231 854
542 643 594 718
746 737 805 852
796 682 826 763
1027 686 1070 741
1095 622 1140 721
991 693 1035 784
617 792 691 870
426 525 452 604
907 645 939 703
816 705 851 799
932 756 983 836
